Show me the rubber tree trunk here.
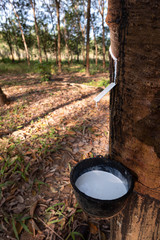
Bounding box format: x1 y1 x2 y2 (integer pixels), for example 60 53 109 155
92 24 98 66
75 2 86 65
63 17 70 65
30 0 42 63
79 22 86 66
86 0 91 76
55 39 58 65
9 44 14 62
10 0 30 66
55 0 61 73
43 47 48 62
106 0 160 239
98 0 105 69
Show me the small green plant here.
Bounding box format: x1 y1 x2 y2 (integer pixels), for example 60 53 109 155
45 201 83 239
65 231 85 240
36 63 51 82
11 215 31 240
34 179 49 192
84 77 110 88
97 77 110 87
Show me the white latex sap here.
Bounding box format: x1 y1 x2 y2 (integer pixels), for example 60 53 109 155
75 170 127 200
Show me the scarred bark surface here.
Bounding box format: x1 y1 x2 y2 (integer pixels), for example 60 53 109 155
107 0 160 239
111 192 160 240
107 0 160 201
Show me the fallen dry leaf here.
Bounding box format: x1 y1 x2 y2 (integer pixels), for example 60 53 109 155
30 200 38 218
89 222 98 235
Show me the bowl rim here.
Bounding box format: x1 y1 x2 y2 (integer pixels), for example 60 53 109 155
70 156 135 203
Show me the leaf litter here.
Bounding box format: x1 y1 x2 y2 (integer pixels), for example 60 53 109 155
0 72 110 240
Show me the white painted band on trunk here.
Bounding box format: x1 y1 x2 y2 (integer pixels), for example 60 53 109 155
94 46 118 103
109 46 118 84
109 46 117 62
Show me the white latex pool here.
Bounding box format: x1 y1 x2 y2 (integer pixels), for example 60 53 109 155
75 170 127 200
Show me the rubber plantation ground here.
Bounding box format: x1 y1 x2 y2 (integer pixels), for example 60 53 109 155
0 60 110 240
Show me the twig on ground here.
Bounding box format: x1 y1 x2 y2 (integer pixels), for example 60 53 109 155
37 216 64 240
98 223 101 240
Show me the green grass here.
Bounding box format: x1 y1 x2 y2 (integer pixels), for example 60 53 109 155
0 59 57 74
0 58 109 75
84 77 110 88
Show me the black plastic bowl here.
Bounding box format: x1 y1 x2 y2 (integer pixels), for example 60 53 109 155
70 156 135 218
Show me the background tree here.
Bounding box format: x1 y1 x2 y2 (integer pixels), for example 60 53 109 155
98 0 106 69
75 0 87 65
64 5 83 63
55 0 61 72
1 18 15 62
86 0 91 76
30 0 42 63
41 0 58 61
8 0 30 65
63 16 70 64
91 14 98 66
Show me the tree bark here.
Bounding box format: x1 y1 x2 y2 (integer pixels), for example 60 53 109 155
15 42 21 61
9 44 14 62
102 12 105 69
55 38 58 65
98 0 105 69
43 46 48 62
110 192 160 240
30 0 42 63
106 0 160 239
76 1 86 65
92 24 98 66
86 0 91 76
9 0 30 66
55 0 61 73
79 22 86 66
63 17 70 65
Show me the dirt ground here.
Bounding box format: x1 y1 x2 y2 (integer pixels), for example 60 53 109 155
0 72 110 240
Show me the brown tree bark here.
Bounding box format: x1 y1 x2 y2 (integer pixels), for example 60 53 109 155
55 0 61 73
91 24 98 66
9 44 14 62
30 0 42 63
43 47 48 62
55 38 58 65
63 17 70 65
75 2 86 65
107 0 160 239
15 41 21 61
98 0 105 69
86 0 91 76
79 22 86 66
110 192 160 240
9 0 30 66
